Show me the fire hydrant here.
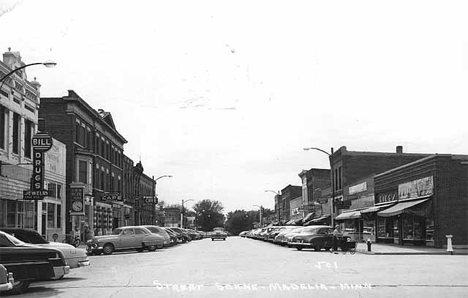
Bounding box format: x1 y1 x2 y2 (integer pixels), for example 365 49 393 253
446 235 453 255
367 238 372 252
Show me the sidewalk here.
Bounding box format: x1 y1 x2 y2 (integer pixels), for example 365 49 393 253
355 242 468 255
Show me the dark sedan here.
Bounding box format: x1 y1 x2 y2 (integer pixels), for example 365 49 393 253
288 225 355 252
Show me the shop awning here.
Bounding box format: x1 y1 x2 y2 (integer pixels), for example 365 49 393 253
360 206 382 214
303 212 315 223
335 210 361 221
309 215 331 223
377 198 430 217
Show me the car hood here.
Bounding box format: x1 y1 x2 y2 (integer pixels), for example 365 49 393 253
92 235 120 242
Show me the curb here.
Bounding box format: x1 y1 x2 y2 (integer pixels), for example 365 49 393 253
356 250 468 255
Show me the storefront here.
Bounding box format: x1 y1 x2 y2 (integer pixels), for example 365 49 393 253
335 176 375 242
374 154 467 248
94 201 113 236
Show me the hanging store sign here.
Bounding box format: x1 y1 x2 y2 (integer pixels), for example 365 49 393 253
70 184 85 216
398 176 434 200
25 132 53 200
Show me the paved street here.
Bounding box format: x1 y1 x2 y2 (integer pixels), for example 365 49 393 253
19 237 468 298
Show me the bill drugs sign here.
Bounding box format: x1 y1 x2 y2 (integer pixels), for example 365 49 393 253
24 132 53 200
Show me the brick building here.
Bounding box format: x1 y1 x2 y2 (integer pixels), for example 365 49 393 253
279 185 302 224
39 90 127 235
298 168 331 223
372 154 468 248
329 146 429 226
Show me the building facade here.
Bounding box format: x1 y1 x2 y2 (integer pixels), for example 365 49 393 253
280 185 302 224
373 154 468 248
298 168 331 223
0 49 67 240
39 90 127 237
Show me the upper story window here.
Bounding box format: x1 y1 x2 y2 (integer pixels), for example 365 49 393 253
12 112 20 154
0 105 6 150
24 119 34 159
78 160 88 184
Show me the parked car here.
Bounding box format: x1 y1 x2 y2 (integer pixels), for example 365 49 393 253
161 228 182 244
2 228 90 273
0 231 69 294
165 228 191 243
86 226 164 255
185 229 202 240
274 227 303 246
288 225 355 251
141 226 171 247
239 231 248 237
0 264 13 293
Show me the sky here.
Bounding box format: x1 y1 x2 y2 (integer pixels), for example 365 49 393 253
1 0 467 214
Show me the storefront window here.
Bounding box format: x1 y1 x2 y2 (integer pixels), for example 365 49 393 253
402 214 425 241
0 200 5 226
48 203 55 228
57 206 61 229
363 219 374 235
24 202 34 228
6 200 16 227
426 217 434 246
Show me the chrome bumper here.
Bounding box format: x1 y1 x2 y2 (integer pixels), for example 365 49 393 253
53 265 70 278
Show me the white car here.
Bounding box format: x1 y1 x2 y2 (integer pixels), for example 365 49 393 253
1 229 89 276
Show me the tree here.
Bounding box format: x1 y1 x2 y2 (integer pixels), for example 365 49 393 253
193 200 225 231
225 210 253 235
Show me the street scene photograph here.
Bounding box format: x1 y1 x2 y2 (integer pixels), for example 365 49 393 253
0 0 467 297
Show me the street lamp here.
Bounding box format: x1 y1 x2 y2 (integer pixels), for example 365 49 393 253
253 205 263 227
265 190 281 224
303 147 335 227
153 175 172 225
0 60 57 91
181 199 194 228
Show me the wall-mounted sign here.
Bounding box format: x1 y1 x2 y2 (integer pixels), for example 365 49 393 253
349 182 367 195
335 200 352 209
27 132 53 200
376 192 398 204
101 192 123 202
290 207 300 216
398 176 434 200
70 184 85 216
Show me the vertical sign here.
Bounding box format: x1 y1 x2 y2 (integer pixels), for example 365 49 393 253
70 184 85 216
24 132 53 200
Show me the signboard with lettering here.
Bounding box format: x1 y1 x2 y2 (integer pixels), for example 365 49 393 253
27 132 54 201
376 191 398 205
70 185 85 215
335 200 352 209
349 182 367 195
398 176 434 200
101 193 123 202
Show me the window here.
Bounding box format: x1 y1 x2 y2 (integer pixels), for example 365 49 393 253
25 119 34 158
78 160 88 184
101 169 105 190
87 128 92 150
0 105 5 150
57 206 61 229
75 121 81 143
135 228 147 235
338 167 342 190
47 203 55 228
12 113 20 154
48 182 57 198
57 184 62 199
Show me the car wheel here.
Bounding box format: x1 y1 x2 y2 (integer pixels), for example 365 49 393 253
314 246 321 251
147 245 157 252
324 247 331 251
103 243 114 255
49 274 65 280
223 238 226 241
136 248 144 252
296 247 303 251
157 244 164 249
211 239 214 241
8 280 31 295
